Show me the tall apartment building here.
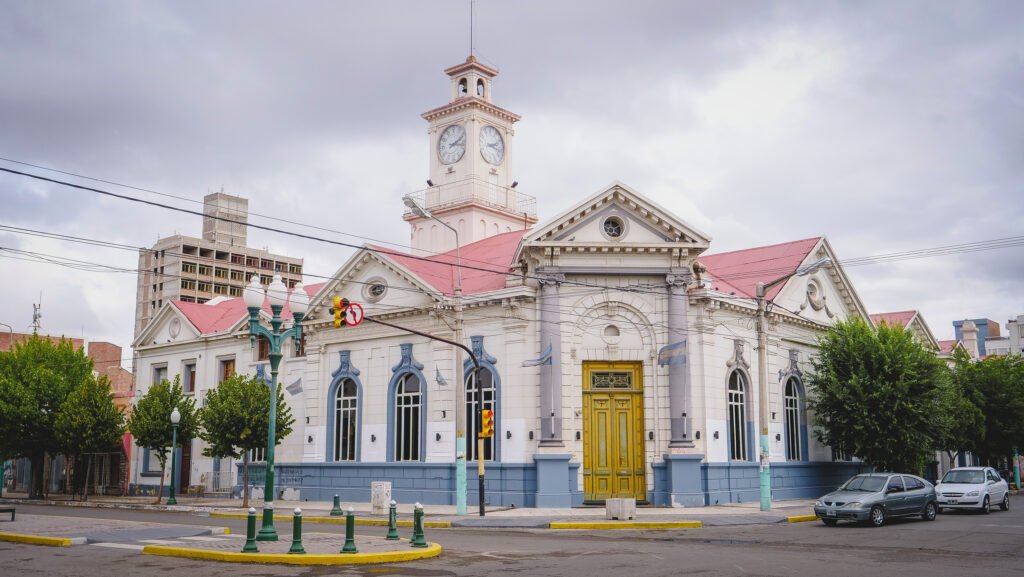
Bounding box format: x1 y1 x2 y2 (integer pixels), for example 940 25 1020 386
134 192 304 337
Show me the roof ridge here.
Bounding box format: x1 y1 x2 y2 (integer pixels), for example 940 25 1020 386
703 236 821 258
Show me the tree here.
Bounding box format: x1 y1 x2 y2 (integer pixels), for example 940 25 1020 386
127 376 198 504
806 318 949 474
198 373 294 508
55 374 126 500
0 335 94 498
951 352 1024 465
932 355 986 467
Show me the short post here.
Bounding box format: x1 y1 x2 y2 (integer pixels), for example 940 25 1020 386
409 502 427 548
385 500 400 540
288 507 305 554
330 494 343 516
241 507 259 553
340 506 358 553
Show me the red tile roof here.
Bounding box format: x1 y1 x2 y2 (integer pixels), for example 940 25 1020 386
371 230 528 296
699 237 821 300
870 310 918 330
938 339 962 355
172 283 324 336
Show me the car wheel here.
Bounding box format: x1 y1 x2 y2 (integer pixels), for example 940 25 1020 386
980 496 990 514
1000 493 1009 512
870 505 885 527
822 519 838 527
922 502 937 521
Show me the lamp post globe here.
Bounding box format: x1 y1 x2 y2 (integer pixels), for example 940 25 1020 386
266 273 288 309
290 283 309 316
168 407 181 505
243 275 265 309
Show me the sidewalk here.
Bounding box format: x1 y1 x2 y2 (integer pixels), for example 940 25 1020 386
0 491 816 528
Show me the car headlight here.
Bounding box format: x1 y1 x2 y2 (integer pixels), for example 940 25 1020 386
845 502 862 509
815 500 824 507
965 490 980 497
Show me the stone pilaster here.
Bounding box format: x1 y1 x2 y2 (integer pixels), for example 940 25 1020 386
538 272 565 446
667 270 694 447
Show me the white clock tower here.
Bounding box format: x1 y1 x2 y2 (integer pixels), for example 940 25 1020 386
405 56 538 255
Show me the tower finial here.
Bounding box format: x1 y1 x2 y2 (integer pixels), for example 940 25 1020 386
470 0 474 56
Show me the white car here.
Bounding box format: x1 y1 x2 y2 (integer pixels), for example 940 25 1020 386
935 467 1010 514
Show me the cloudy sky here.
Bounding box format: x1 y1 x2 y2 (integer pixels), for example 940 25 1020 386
1 1 1022 361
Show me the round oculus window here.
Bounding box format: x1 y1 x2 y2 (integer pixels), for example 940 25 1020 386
603 217 624 238
363 278 388 302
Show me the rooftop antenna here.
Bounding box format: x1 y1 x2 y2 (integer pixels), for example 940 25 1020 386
470 0 474 56
30 293 42 335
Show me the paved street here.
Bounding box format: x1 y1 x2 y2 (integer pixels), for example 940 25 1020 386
1 497 1021 576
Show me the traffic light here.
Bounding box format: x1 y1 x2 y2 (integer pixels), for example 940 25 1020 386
333 296 349 328
479 409 494 438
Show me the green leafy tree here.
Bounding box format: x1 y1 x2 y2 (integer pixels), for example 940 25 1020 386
932 356 986 467
55 374 126 501
127 376 198 504
198 373 294 508
807 318 948 474
951 352 1024 464
0 335 93 498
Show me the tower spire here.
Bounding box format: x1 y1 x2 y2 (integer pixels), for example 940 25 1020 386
470 0 475 56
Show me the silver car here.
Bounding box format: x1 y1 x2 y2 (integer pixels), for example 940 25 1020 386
814 473 938 527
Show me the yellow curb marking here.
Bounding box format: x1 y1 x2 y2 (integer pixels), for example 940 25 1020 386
787 514 818 523
548 521 702 530
142 542 442 565
209 511 450 528
0 532 73 547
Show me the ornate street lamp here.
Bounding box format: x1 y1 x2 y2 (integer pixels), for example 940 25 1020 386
167 407 181 506
243 273 307 541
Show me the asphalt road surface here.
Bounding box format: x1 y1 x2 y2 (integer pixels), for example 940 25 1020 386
2 498 1021 577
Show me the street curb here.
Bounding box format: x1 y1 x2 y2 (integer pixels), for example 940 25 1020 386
548 521 703 530
142 542 442 565
0 532 81 547
209 511 451 528
786 514 818 523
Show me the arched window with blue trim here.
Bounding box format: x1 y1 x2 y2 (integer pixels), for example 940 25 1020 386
326 351 362 463
464 335 500 462
784 377 807 462
727 370 750 462
334 379 358 461
388 343 426 462
394 373 422 462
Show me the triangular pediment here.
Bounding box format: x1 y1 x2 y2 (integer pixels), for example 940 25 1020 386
770 238 871 324
524 181 712 250
306 245 442 323
133 302 201 348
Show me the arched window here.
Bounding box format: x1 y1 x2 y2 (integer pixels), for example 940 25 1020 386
466 368 496 461
784 378 803 461
728 370 749 461
476 78 485 97
334 379 358 461
458 78 467 96
394 373 422 461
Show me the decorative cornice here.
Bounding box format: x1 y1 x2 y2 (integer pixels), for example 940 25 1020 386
421 96 521 123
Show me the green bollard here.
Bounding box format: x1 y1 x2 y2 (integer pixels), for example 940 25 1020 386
409 502 427 548
330 494 343 516
241 507 259 553
288 507 305 554
340 506 358 553
385 500 400 540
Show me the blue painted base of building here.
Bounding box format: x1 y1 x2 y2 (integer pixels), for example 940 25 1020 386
651 456 874 506
238 455 583 508
226 456 864 509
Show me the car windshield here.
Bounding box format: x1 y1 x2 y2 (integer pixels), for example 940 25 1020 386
841 476 886 492
942 470 984 484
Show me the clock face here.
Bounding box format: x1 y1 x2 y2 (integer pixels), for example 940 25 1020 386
438 124 466 164
479 125 505 165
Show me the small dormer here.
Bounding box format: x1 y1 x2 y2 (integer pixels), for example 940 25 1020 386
446 55 498 102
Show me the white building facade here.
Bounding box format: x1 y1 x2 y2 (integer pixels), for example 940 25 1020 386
131 56 877 507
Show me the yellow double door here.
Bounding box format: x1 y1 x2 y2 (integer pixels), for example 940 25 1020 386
582 361 646 503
